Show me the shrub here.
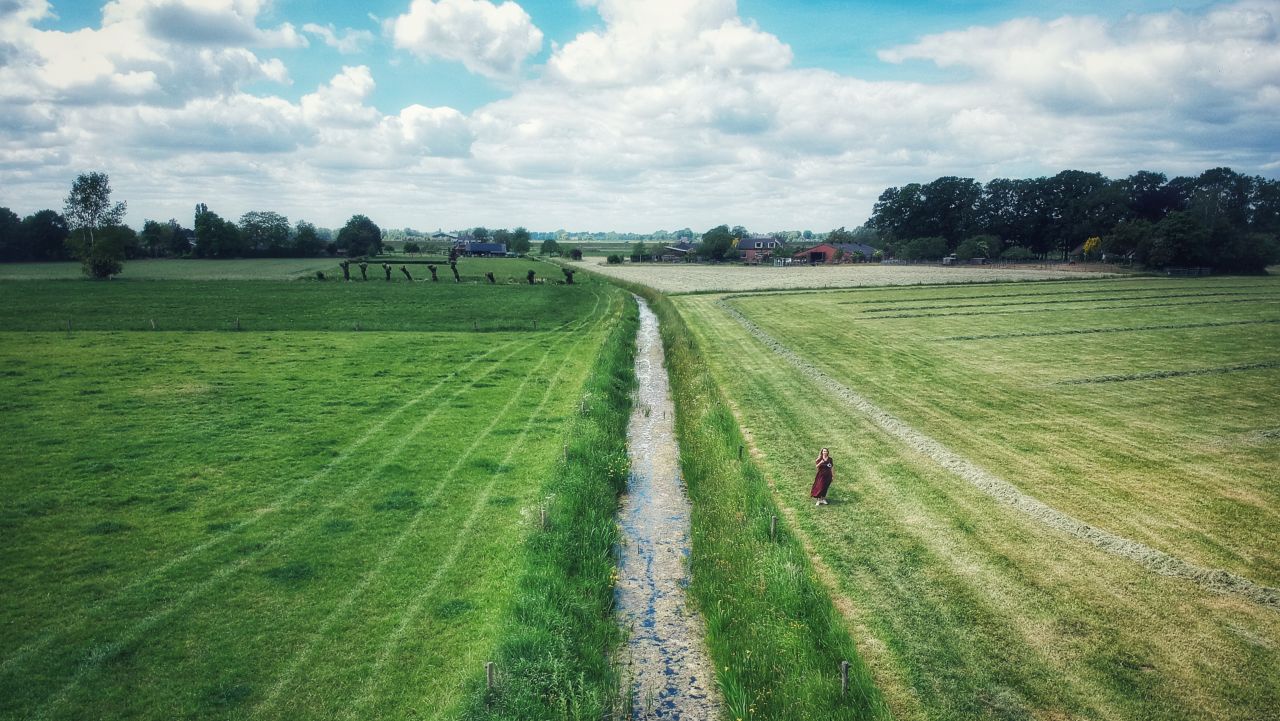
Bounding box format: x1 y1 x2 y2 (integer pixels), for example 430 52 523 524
1003 245 1034 261
606 254 623 264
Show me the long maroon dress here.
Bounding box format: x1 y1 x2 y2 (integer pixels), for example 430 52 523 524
810 455 833 498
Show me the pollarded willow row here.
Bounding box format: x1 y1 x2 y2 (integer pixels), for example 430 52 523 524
715 298 1280 612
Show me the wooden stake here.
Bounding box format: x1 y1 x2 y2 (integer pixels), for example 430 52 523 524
150 318 156 330
66 319 72 335
840 660 849 697
540 507 546 529
738 445 743 460
473 320 478 331
770 515 777 541
563 444 568 461
234 317 241 331
485 661 495 690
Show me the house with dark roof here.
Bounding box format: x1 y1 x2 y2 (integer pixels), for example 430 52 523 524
793 242 878 264
660 240 697 262
738 235 785 263
453 237 508 256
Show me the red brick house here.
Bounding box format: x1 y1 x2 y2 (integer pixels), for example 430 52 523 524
793 242 878 264
738 235 785 263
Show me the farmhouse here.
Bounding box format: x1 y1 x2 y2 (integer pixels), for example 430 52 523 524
455 239 508 257
660 240 697 262
793 242 878 264
738 235 785 263
429 231 457 242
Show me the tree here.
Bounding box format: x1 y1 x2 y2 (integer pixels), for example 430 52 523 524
292 220 324 257
337 215 382 257
471 226 490 242
1142 211 1210 268
540 238 561 255
0 207 22 261
700 225 734 261
957 235 998 259
194 204 245 258
1082 236 1101 260
63 172 127 253
898 237 948 260
239 211 291 257
491 228 512 249
403 241 421 254
631 241 648 261
511 226 531 254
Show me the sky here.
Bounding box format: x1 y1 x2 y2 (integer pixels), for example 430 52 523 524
1 0 1278 233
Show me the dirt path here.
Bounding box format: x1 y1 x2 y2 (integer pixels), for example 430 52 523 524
717 298 1280 612
616 297 723 719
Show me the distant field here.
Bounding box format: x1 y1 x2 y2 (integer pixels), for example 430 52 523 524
0 278 624 720
571 259 1117 293
0 271 596 332
0 257 559 282
675 275 1279 720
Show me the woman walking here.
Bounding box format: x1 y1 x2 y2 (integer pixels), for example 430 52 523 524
811 448 833 506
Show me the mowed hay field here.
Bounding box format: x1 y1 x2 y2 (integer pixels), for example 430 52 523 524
0 275 624 720
571 259 1117 294
675 276 1280 720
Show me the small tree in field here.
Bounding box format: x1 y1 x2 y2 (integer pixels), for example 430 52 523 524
1082 236 1101 260
540 238 561 255
64 172 127 278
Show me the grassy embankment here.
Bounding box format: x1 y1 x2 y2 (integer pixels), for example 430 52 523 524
0 273 625 720
460 296 639 720
675 275 1280 720
614 281 890 721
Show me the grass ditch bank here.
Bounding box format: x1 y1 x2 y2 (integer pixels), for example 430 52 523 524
461 294 639 720
623 283 890 720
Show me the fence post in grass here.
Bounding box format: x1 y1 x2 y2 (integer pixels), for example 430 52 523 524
840 660 849 698
563 444 567 461
473 320 478 332
66 319 72 335
235 317 241 331
540 507 546 530
770 515 777 542
150 318 156 330
738 445 743 460
485 661 495 691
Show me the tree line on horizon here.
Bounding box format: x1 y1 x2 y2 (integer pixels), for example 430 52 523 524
867 167 1280 271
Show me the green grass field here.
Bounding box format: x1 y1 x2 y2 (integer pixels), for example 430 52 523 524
674 275 1280 720
0 275 627 720
0 257 558 283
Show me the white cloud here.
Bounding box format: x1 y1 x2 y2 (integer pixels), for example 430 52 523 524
302 22 373 54
389 0 543 79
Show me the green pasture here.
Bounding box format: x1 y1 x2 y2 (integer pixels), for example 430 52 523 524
675 275 1280 720
0 278 626 720
0 271 596 333
0 256 558 283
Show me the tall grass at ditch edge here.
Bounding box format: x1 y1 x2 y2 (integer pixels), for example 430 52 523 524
626 284 890 721
461 293 638 720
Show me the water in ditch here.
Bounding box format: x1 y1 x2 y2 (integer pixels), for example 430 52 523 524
616 297 723 720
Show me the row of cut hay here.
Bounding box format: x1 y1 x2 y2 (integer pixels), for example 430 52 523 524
460 292 639 720
622 281 891 721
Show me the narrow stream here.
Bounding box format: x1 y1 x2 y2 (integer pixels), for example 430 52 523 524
617 297 723 720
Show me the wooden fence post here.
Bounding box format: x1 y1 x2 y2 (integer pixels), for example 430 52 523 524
486 661 495 691
738 445 743 460
840 660 849 697
770 515 777 542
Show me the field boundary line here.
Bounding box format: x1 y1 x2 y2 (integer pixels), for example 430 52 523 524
254 299 606 716
21 292 606 720
935 317 1280 341
837 283 1270 306
859 296 1279 320
339 295 619 720
715 299 1280 611
857 290 1262 314
1056 360 1280 385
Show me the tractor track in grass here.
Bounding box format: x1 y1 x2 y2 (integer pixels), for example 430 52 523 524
21 294 606 720
1056 360 1280 385
341 297 617 720
716 298 1280 612
258 298 610 718
935 317 1280 341
0 309 601 682
861 296 1279 320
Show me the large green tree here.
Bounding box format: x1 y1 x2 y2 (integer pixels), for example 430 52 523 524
511 226 531 254
337 215 382 257
194 203 246 258
0 207 22 261
700 224 734 261
292 220 325 257
239 211 291 257
63 172 127 277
